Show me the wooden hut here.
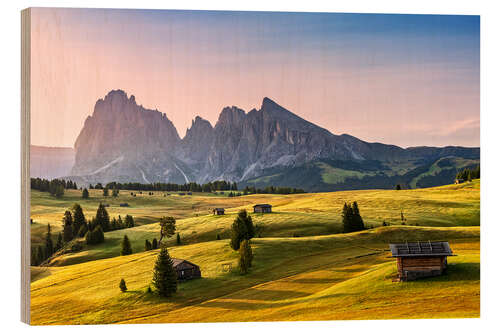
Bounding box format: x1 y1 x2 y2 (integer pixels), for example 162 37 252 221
172 259 201 281
213 208 225 215
390 241 455 281
253 204 272 213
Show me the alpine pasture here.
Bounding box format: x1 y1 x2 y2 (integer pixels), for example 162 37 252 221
30 180 480 324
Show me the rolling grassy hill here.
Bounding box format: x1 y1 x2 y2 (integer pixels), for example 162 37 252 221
32 180 480 266
32 180 481 266
30 226 480 324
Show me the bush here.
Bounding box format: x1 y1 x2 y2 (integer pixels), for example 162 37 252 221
119 278 127 292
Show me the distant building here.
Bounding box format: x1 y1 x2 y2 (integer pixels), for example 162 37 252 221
172 259 201 281
455 179 465 184
213 208 225 215
390 241 455 281
253 204 272 213
119 203 129 207
187 192 192 195
179 193 185 196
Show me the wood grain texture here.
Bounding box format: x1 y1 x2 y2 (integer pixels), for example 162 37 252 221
21 7 31 325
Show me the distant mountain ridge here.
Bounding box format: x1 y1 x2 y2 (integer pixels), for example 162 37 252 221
63 90 479 191
30 145 75 180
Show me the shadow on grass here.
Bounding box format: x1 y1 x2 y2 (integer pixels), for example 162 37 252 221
225 289 311 301
290 278 343 284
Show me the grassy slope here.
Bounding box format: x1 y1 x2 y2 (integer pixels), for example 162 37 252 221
30 226 479 325
36 180 480 266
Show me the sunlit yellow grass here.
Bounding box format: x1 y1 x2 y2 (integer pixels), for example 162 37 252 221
32 181 479 266
30 226 479 325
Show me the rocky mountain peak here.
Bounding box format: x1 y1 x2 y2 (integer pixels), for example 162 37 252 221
216 106 246 128
69 91 479 190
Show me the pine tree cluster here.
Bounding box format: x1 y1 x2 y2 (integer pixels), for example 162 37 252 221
342 201 365 233
456 165 480 181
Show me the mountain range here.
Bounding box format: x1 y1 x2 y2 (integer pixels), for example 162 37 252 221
36 90 479 191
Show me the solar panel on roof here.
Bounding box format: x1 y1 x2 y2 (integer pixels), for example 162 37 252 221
389 241 454 257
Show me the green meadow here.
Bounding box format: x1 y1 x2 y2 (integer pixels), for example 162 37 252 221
30 180 480 324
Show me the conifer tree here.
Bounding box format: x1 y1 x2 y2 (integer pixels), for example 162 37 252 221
82 188 89 199
44 223 54 259
351 201 365 231
216 234 221 240
31 247 39 266
342 202 365 233
72 204 86 237
78 223 88 237
230 210 255 250
152 238 158 249
176 233 181 245
125 215 134 228
94 225 105 243
95 203 111 231
119 278 127 292
111 217 118 230
103 187 109 196
145 239 152 251
55 184 65 198
152 246 177 297
121 235 132 255
112 187 119 197
62 210 73 242
117 215 124 229
55 232 63 252
158 216 176 244
238 239 253 274
37 245 45 265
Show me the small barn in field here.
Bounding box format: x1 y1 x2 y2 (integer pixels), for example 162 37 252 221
213 208 225 215
253 204 272 213
390 241 455 281
172 259 201 281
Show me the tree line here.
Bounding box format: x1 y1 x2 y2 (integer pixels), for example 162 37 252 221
242 186 306 195
30 178 78 197
91 180 238 192
456 165 480 182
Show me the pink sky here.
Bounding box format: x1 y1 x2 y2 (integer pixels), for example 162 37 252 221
30 8 479 148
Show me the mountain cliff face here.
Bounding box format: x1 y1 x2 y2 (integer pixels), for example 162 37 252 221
72 90 187 184
69 90 480 190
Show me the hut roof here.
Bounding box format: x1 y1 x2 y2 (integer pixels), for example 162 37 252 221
172 258 199 269
390 241 455 257
253 204 272 208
